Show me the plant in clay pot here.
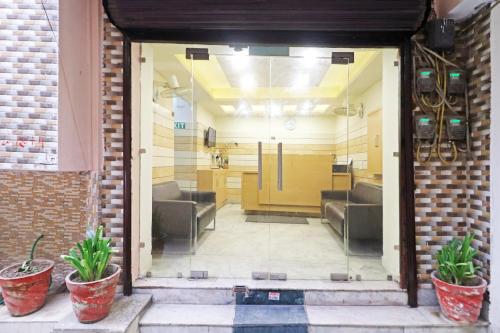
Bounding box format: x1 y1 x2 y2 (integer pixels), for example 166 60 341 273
0 235 54 316
62 226 121 323
432 233 487 323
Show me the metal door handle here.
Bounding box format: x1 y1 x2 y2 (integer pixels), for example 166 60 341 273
258 141 262 190
277 142 283 192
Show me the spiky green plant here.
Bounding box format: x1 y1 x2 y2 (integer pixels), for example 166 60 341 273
18 234 44 274
436 233 479 286
61 226 112 282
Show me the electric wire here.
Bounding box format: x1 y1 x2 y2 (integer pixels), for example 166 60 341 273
412 40 468 164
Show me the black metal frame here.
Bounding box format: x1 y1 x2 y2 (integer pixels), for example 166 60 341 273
113 11 426 308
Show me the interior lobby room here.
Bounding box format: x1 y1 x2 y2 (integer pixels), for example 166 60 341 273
132 43 402 283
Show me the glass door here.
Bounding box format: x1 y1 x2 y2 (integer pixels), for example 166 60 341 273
188 50 272 279
267 51 351 280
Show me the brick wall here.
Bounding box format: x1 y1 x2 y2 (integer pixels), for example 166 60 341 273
414 7 491 288
0 0 58 170
0 171 94 283
101 16 125 267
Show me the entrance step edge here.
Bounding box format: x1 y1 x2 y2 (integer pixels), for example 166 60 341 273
138 304 489 333
133 279 406 306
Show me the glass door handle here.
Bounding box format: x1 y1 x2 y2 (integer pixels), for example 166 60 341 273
258 141 263 190
277 142 283 192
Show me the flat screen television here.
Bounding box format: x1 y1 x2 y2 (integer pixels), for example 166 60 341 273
205 127 216 147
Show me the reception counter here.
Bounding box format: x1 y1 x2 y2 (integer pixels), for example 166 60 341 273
241 154 347 216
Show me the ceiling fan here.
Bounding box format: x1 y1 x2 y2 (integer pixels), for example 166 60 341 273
333 103 364 118
154 74 191 100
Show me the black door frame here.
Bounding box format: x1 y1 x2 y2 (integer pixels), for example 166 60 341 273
118 30 420 306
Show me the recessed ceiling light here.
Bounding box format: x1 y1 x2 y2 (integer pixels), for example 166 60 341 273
313 104 330 113
252 105 266 113
303 49 318 67
237 101 251 116
240 75 257 91
268 102 282 117
292 73 310 90
300 101 313 115
220 105 236 113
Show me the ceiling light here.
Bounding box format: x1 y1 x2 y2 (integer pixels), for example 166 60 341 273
292 73 310 90
303 49 318 67
252 105 266 113
268 102 282 117
313 104 330 113
220 105 236 114
300 101 313 115
230 47 250 69
237 101 251 117
240 75 256 91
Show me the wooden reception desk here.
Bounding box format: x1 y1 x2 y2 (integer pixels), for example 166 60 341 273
241 154 348 216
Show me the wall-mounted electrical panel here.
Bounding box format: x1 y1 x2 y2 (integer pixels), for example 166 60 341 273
447 70 466 95
445 116 467 141
415 114 437 140
416 68 436 93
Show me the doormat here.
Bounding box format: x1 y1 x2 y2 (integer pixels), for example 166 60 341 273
245 215 308 224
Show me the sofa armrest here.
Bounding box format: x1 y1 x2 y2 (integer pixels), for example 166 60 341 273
345 204 383 241
153 200 196 238
321 190 349 201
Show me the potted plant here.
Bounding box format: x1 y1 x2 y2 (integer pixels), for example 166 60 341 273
0 235 54 316
61 226 121 323
432 233 487 323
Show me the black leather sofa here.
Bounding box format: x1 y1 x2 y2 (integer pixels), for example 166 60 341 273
321 182 383 251
152 181 216 252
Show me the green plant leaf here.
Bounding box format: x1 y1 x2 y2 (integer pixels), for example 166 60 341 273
61 225 113 282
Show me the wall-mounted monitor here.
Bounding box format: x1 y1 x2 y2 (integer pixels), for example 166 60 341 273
205 127 216 147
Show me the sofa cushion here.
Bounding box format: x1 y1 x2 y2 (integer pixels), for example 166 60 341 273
153 181 182 201
325 200 346 221
351 182 382 204
196 202 215 218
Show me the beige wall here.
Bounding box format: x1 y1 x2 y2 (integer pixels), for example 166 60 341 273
152 102 175 184
334 81 383 186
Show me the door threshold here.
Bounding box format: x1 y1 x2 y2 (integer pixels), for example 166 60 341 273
133 277 403 292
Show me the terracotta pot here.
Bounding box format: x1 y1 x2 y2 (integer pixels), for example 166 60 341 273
65 264 121 323
431 271 487 323
0 259 54 316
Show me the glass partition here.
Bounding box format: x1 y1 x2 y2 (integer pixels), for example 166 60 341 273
142 43 400 284
346 49 401 282
189 52 272 279
266 53 350 280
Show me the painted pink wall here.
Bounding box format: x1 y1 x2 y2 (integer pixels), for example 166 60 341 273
58 0 102 171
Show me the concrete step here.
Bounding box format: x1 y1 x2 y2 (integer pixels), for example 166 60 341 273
0 293 152 333
0 294 70 333
139 303 489 333
133 278 408 306
52 293 152 333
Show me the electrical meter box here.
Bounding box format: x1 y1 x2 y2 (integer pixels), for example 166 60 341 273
427 18 455 52
415 114 436 140
446 115 467 141
417 68 436 93
447 70 466 95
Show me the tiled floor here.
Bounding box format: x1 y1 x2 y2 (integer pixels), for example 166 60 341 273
150 204 390 280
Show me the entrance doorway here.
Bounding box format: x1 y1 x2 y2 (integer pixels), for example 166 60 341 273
133 43 401 283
